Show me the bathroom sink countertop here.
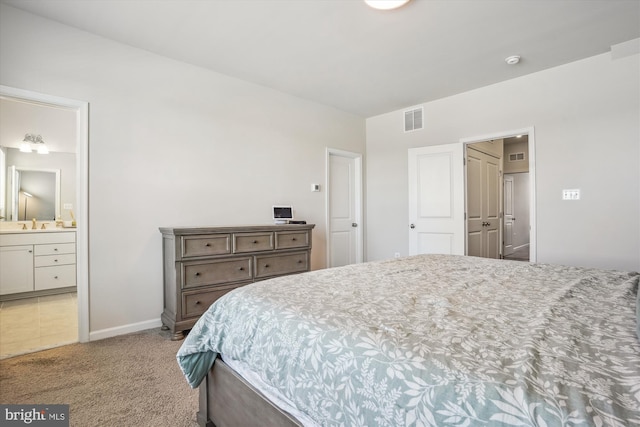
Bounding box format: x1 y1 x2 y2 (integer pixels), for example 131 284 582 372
0 228 76 234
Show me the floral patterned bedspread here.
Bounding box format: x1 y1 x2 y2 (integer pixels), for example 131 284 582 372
177 254 640 427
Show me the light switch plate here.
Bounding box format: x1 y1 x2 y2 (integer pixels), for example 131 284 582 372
63 203 73 209
562 189 580 200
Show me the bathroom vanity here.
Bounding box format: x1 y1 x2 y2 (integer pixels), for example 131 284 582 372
0 229 76 300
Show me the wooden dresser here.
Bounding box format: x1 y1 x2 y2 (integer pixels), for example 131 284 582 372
159 224 315 340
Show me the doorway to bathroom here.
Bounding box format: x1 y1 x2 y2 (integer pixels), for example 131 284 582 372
0 85 89 358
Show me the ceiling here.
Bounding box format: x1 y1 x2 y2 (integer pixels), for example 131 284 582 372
2 0 639 117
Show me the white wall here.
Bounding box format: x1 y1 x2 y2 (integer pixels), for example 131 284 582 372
366 51 639 271
0 5 365 337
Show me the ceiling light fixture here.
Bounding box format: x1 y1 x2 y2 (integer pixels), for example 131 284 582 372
364 0 411 10
20 133 49 154
505 55 521 65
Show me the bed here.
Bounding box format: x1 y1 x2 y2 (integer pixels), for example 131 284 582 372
177 254 640 427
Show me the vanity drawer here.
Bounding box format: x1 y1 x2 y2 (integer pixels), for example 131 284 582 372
255 251 309 279
34 264 76 290
233 232 274 253
182 257 252 289
35 253 76 267
182 235 231 258
182 283 245 318
34 243 75 256
275 230 310 250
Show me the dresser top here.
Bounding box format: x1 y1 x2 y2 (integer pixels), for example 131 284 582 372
159 223 315 236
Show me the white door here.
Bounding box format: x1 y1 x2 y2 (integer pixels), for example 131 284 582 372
327 149 363 267
466 147 501 259
503 175 515 257
408 144 465 255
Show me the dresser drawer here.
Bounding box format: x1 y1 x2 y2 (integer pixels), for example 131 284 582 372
233 232 274 253
182 283 245 318
182 235 231 258
34 253 76 267
34 242 75 256
183 257 252 289
34 264 76 290
275 230 309 250
255 251 309 279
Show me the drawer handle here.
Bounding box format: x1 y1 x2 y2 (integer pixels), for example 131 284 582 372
252 240 258 244
55 259 59 262
205 243 211 247
54 276 59 279
239 267 244 271
264 264 269 268
195 272 200 277
195 300 201 305
292 237 296 241
54 248 58 252
297 260 302 264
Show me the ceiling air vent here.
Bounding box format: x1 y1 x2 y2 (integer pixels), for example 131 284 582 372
404 107 423 132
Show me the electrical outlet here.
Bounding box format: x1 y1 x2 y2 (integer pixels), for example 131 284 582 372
64 203 73 209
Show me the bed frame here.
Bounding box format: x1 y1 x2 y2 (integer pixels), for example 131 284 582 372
197 356 303 427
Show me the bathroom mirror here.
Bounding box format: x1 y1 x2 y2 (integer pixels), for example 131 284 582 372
7 166 60 221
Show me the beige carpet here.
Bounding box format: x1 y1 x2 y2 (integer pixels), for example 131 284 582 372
0 327 199 427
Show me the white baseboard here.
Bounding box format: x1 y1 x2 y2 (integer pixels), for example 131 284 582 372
89 318 163 342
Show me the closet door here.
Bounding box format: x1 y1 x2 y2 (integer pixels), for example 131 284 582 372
466 147 501 258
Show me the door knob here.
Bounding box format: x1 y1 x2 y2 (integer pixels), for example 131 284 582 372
351 223 358 227
410 224 415 229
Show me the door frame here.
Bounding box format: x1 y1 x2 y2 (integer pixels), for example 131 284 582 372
325 148 364 267
1 85 90 342
460 127 537 262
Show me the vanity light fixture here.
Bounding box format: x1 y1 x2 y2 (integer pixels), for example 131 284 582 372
364 0 411 10
20 133 49 154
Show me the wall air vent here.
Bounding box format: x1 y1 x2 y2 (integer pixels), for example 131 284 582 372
508 152 526 162
404 107 423 132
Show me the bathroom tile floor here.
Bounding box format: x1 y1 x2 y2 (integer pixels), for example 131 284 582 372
0 292 77 359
